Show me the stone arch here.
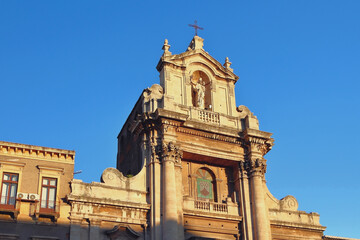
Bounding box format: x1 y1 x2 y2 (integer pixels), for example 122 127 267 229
195 167 217 202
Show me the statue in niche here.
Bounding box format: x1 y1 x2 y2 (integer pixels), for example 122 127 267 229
192 77 205 109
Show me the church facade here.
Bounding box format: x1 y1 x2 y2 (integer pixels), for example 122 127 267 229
0 36 357 240
66 36 329 239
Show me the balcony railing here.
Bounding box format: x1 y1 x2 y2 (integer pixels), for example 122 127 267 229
194 200 210 211
198 109 220 124
194 200 228 213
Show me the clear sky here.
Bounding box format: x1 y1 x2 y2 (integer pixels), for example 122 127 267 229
1 1 359 238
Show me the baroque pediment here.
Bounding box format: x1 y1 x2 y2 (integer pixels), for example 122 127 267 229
156 37 239 83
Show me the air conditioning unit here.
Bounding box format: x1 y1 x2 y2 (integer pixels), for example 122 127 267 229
28 193 40 201
17 192 29 200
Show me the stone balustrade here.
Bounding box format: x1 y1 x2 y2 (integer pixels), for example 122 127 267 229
197 109 220 124
193 199 228 213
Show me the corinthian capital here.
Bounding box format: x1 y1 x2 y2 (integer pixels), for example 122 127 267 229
160 142 183 163
242 158 267 176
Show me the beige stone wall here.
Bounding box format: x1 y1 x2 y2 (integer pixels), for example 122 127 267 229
67 167 149 240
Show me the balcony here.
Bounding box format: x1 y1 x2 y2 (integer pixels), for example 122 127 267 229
0 197 20 219
34 200 60 221
183 198 240 220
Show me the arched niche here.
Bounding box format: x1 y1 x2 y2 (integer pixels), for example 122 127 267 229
190 70 212 110
195 167 217 202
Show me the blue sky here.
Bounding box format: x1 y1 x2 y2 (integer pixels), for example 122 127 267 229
1 1 359 238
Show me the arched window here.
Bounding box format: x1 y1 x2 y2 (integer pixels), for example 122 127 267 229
196 168 215 201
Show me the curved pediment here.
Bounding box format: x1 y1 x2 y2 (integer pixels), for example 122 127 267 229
157 36 239 83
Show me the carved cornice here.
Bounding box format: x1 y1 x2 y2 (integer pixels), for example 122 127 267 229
0 141 75 162
242 129 274 156
176 127 241 145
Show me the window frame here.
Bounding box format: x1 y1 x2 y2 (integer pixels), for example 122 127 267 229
0 172 19 209
40 177 57 213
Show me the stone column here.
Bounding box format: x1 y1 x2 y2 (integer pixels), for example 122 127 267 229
175 154 184 240
161 142 183 240
243 131 273 240
248 158 270 240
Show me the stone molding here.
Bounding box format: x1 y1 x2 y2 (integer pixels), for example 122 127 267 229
0 141 74 162
176 127 241 144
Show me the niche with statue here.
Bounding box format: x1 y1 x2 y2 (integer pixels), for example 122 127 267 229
191 71 212 110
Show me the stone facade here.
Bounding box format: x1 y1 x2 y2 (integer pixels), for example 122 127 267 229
0 36 358 240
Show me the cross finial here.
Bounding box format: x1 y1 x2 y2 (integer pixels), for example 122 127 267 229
188 20 204 36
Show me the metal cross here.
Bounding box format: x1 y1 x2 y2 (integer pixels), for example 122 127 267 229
188 20 204 36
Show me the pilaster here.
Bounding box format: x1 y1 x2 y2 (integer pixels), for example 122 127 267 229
148 138 162 240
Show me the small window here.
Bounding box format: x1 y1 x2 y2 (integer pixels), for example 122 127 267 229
40 177 57 212
0 173 19 209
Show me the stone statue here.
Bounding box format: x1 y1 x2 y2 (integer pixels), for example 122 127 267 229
192 78 205 109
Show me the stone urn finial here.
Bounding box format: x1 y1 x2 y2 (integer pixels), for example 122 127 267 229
162 39 171 56
224 57 233 72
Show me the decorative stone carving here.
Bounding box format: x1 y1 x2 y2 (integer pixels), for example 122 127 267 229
101 168 125 187
246 158 267 175
187 35 204 51
149 142 160 163
237 105 255 118
223 57 233 72
191 78 205 109
143 84 164 102
245 135 274 156
162 39 171 56
237 105 259 129
280 195 299 211
160 142 183 164
106 225 142 240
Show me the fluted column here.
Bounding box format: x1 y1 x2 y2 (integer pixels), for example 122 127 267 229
161 142 183 240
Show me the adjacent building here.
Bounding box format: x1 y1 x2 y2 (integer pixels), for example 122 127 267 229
0 141 74 239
